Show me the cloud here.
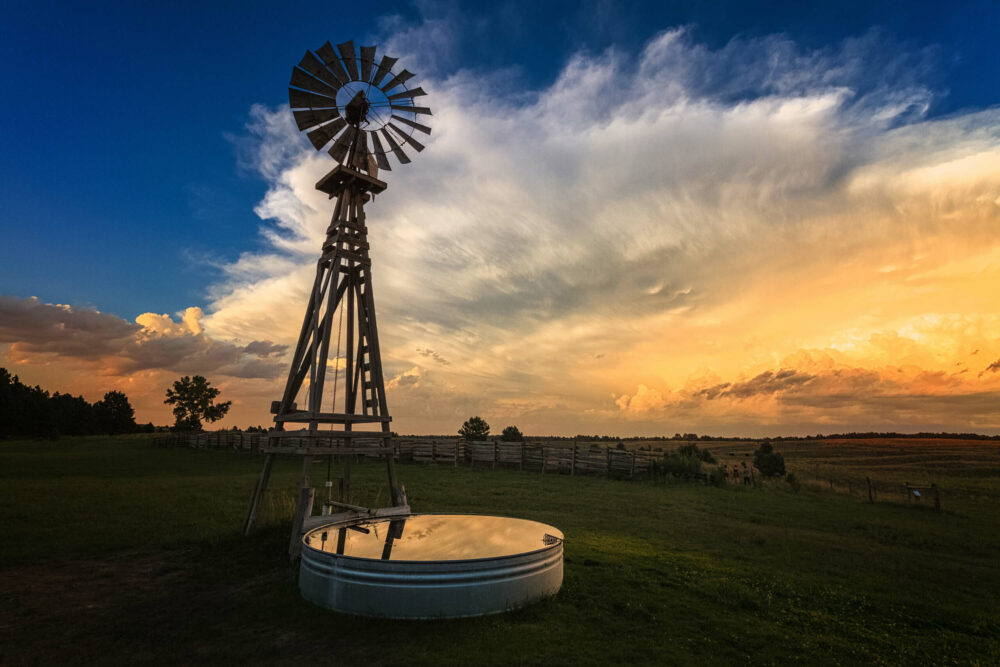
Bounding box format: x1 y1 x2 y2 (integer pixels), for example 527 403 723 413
700 369 817 400
387 366 423 389
195 18 1000 435
615 384 668 414
417 348 451 365
0 296 285 378
0 296 287 423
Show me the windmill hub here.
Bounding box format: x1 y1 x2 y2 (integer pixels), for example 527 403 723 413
344 90 370 126
335 81 394 133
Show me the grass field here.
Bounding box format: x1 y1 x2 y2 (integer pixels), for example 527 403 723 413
1 436 998 665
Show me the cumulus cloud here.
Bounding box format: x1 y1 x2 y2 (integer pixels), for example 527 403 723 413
0 296 288 425
0 296 285 379
192 16 1000 435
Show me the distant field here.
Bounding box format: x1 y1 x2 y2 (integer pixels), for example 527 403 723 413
1 435 998 665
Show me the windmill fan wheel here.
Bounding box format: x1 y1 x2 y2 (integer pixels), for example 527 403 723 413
289 40 432 176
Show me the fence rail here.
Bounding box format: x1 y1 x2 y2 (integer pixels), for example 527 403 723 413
152 433 658 479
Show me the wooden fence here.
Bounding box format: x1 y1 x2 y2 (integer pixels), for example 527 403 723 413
151 433 946 503
152 433 658 479
153 431 267 451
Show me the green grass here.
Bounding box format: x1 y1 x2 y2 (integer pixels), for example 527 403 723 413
1 436 998 665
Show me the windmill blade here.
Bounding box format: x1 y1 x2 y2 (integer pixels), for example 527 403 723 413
329 125 357 163
316 41 351 85
387 122 425 152
299 50 344 88
380 128 411 164
293 107 340 131
370 55 397 87
390 114 431 134
289 87 338 109
390 104 432 115
359 46 376 81
381 69 414 93
307 118 347 150
387 87 427 101
337 40 359 80
369 131 392 171
290 67 339 99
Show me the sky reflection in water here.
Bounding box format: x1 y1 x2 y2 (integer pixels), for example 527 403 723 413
303 514 563 561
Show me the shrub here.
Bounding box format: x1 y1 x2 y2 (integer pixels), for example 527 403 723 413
676 443 716 463
753 441 787 477
652 446 704 480
500 425 523 442
785 472 801 493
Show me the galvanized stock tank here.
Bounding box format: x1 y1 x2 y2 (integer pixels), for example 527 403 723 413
299 514 564 618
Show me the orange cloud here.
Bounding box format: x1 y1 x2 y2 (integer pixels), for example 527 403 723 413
0 296 286 427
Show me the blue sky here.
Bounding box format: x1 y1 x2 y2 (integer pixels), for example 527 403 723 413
2 0 997 319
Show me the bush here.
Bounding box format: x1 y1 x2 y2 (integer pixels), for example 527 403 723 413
708 467 728 487
785 473 801 493
676 443 716 463
652 445 705 480
753 441 787 477
500 425 523 442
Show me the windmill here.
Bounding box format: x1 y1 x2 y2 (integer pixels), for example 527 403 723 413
242 40 431 558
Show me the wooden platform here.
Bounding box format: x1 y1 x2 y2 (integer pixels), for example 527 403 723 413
316 164 387 196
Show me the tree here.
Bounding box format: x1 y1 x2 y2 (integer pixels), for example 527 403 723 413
753 441 786 477
458 416 490 441
500 425 523 442
164 376 231 431
94 390 136 434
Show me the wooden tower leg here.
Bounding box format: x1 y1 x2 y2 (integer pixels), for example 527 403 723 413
383 426 401 506
242 452 275 536
288 455 314 560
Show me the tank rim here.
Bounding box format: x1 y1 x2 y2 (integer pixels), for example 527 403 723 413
301 512 564 564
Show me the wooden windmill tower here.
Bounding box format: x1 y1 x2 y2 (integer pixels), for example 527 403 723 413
242 40 431 557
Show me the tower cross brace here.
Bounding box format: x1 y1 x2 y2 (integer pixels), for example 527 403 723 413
242 156 405 558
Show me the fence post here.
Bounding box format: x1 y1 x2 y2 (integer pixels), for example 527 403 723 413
454 441 459 467
571 444 577 476
541 445 547 475
630 450 636 478
606 446 611 478
866 476 874 503
932 484 940 511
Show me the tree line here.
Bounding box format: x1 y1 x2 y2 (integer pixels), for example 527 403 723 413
0 368 148 438
0 369 238 437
